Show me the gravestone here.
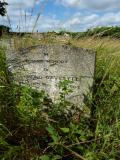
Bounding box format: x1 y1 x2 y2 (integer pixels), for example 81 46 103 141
6 44 96 113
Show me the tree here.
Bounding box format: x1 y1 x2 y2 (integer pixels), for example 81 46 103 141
0 1 8 16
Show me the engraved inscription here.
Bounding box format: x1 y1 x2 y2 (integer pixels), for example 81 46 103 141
6 44 95 111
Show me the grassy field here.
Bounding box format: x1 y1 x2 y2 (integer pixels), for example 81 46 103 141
0 34 120 160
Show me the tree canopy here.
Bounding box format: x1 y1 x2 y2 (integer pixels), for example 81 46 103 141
0 1 8 16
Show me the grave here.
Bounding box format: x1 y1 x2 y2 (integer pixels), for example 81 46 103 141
6 44 96 113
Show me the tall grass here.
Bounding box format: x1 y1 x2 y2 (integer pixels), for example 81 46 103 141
72 37 120 159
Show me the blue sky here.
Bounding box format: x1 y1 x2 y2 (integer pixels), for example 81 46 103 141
1 0 120 32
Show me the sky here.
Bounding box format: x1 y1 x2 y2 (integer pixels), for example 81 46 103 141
1 0 120 32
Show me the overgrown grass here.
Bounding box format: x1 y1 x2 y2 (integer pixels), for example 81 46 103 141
72 37 120 159
0 35 120 160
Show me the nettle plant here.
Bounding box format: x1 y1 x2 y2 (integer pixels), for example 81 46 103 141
15 80 92 160
18 79 74 123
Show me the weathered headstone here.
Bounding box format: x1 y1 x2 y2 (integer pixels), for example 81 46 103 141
6 44 95 112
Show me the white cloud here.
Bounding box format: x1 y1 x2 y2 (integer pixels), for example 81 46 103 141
1 1 120 32
35 15 61 32
61 12 120 31
1 10 120 32
56 0 120 11
6 0 39 8
0 0 46 32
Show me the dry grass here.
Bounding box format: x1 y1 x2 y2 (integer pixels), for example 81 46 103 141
71 37 120 76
